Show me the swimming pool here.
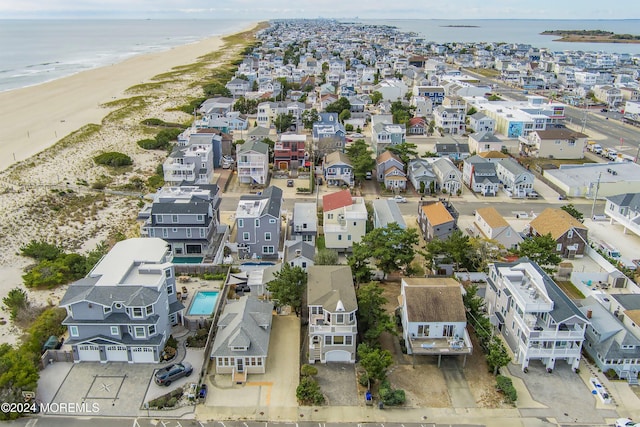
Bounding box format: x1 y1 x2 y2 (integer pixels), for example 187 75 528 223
187 291 219 316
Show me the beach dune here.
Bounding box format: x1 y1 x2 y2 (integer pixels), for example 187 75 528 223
0 25 253 173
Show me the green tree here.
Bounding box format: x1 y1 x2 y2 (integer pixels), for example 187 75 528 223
2 288 29 320
0 344 40 420
325 97 351 114
296 376 324 405
560 204 584 222
370 91 383 105
203 82 231 97
345 123 354 132
301 109 320 129
486 337 511 375
357 283 394 345
274 113 295 133
357 343 393 382
348 243 373 287
360 223 419 277
387 142 418 169
20 240 63 261
390 100 413 125
266 264 307 315
517 233 562 272
338 108 351 123
346 140 375 183
234 97 259 115
315 249 339 265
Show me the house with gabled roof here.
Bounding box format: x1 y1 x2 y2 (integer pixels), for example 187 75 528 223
605 192 640 238
496 158 535 198
468 113 495 134
468 131 502 154
417 201 457 241
376 150 406 191
462 155 499 196
431 157 463 195
408 158 437 195
322 189 366 252
372 199 406 229
210 296 274 382
307 266 358 364
235 186 283 260
485 259 588 372
284 240 315 272
323 151 353 187
60 238 183 363
528 208 588 258
474 207 523 250
399 277 472 366
237 140 269 185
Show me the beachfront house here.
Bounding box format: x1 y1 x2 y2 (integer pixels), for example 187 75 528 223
307 266 358 364
485 259 588 372
235 186 283 260
399 277 472 366
163 134 214 185
210 296 274 383
605 193 640 237
60 238 183 363
139 185 227 264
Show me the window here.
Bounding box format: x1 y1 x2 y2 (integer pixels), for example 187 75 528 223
157 215 163 223
255 219 260 227
199 228 205 238
265 232 272 241
172 228 178 233
345 336 353 345
162 228 168 238
186 228 192 238
172 215 178 223
333 336 344 345
556 243 562 251
417 325 430 336
263 246 275 254
567 229 574 238
165 269 172 278
243 232 250 241
269 218 277 224
197 215 203 221
238 219 244 227
302 262 307 268
70 326 79 337
325 336 331 345
110 326 119 336
167 284 174 295
148 325 156 335
104 306 112 314
132 307 143 318
338 235 342 241
349 312 355 322
347 235 352 241
134 326 145 338
327 213 334 220
146 305 153 315
442 324 454 337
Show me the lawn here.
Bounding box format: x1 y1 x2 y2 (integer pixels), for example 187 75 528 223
556 280 586 300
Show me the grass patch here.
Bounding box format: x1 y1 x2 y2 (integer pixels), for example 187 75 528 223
102 96 149 123
467 67 501 78
125 81 171 94
556 280 586 299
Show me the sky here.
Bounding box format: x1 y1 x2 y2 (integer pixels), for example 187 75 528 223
0 0 639 19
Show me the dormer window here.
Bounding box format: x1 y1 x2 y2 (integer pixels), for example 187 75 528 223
104 306 112 314
132 307 143 318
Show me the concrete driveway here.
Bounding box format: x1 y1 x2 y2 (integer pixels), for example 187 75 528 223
314 363 359 406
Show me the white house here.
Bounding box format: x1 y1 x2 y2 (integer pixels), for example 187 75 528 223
496 158 535 198
473 207 523 250
237 140 269 185
521 129 587 159
322 189 367 252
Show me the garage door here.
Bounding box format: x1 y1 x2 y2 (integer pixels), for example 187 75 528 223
77 344 101 362
105 345 128 362
324 350 351 363
131 346 155 363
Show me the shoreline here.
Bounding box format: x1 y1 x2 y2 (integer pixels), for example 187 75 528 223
0 22 261 346
0 22 258 173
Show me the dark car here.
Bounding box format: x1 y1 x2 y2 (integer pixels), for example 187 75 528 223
154 362 193 386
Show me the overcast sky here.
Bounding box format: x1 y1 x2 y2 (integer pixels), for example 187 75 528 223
1 0 638 19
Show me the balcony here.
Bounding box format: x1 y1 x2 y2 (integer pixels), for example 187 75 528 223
309 324 357 334
238 161 266 168
408 329 473 356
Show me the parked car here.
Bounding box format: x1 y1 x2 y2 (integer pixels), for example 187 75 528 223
615 418 637 427
389 195 407 203
365 171 372 180
526 191 539 199
287 179 294 187
601 108 608 112
154 362 193 386
221 155 234 169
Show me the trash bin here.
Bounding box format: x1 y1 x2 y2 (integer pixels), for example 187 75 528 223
378 401 384 409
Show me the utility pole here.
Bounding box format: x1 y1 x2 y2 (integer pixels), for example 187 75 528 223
590 172 602 220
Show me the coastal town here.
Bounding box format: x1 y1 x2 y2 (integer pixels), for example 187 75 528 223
2 19 640 427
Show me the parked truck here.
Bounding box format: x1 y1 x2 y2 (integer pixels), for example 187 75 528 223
587 142 603 155
603 148 618 161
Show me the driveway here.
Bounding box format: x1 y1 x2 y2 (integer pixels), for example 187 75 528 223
314 363 359 406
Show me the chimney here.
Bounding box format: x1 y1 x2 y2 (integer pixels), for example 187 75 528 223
586 310 592 319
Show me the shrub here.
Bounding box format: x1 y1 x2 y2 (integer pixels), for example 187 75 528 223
301 364 318 377
137 138 162 150
20 240 63 261
358 372 370 387
94 152 132 167
296 376 324 405
2 288 29 320
166 335 178 349
379 379 406 406
496 375 517 403
166 397 178 408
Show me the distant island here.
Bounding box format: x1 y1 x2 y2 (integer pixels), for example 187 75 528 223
541 29 640 44
442 25 479 28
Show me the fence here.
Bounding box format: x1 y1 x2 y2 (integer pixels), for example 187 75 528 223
40 349 74 369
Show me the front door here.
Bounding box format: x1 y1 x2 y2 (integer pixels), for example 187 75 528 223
236 358 244 372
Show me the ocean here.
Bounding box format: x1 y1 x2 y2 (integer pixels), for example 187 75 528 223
0 19 253 93
1 19 639 94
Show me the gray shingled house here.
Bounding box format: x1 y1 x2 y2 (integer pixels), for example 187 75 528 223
59 238 183 363
235 186 283 259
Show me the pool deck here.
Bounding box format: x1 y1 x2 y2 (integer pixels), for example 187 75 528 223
177 276 224 321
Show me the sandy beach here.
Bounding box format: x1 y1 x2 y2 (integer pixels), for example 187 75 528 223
0 23 259 345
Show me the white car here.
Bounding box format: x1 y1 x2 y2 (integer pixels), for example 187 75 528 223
615 418 637 427
389 195 407 203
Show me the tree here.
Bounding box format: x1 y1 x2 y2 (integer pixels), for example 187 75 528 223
425 229 474 271
387 142 418 169
234 97 259 115
266 264 307 315
20 240 63 261
346 140 375 183
2 288 29 320
357 343 393 382
370 91 383 105
360 223 419 277
274 113 294 133
315 249 339 265
325 97 351 114
94 152 132 167
560 204 584 222
301 109 320 129
517 233 562 271
486 337 511 375
348 243 373 287
467 106 478 116
390 100 412 125
357 283 394 345
338 108 351 123
296 376 324 405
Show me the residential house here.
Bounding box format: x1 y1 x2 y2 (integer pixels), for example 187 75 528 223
485 259 588 372
399 277 472 365
609 294 640 342
521 129 587 159
274 133 306 171
237 140 269 185
528 208 588 258
468 131 502 154
322 189 367 252
225 78 251 97
593 85 623 108
496 158 535 198
312 112 346 157
373 78 408 101
210 296 274 382
284 241 315 271
432 157 463 195
468 113 495 134
372 114 407 155
376 150 407 191
579 296 639 384
59 238 183 363
163 136 214 185
413 85 445 105
605 193 640 238
407 117 427 135
408 158 438 194
478 150 510 163
140 185 226 263
323 151 353 187
235 186 283 259
433 106 465 135
307 266 358 364
291 202 318 245
372 199 407 229
462 155 499 196
417 201 457 241
435 142 470 161
473 207 523 250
